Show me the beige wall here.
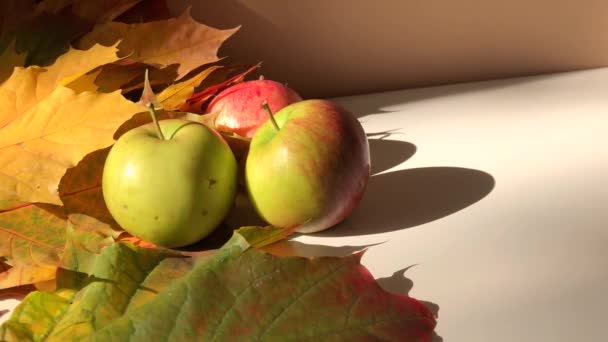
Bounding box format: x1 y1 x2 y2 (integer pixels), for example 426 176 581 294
169 0 608 98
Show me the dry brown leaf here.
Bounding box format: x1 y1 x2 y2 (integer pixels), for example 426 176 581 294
78 10 238 79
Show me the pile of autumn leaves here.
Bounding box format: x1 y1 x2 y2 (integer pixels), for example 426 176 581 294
0 1 436 340
0 2 239 291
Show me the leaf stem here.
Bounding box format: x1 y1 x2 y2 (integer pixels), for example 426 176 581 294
148 103 165 140
261 100 280 132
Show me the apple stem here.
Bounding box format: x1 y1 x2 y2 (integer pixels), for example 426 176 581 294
147 103 165 140
261 100 280 131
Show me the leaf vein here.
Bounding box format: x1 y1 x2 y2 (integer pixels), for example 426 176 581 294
256 260 352 340
209 262 282 342
0 226 63 253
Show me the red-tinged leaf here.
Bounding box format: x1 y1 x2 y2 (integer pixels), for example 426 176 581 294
78 9 239 80
157 66 221 110
0 231 436 341
182 63 261 113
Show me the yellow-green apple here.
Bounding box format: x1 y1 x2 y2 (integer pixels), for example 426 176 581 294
102 118 238 248
245 99 370 233
208 79 302 138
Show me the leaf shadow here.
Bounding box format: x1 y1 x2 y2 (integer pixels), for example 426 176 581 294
262 240 380 258
315 166 495 237
376 266 443 341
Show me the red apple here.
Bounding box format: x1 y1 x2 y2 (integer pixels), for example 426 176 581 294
245 99 370 233
208 79 302 138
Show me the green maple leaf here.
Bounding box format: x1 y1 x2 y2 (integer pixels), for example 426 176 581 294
0 228 436 341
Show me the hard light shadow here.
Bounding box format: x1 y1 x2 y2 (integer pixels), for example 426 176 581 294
368 139 416 175
316 167 495 237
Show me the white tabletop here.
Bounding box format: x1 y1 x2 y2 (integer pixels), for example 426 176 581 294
2 69 608 341
282 68 608 341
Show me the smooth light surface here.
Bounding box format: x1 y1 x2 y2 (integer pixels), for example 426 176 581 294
170 0 608 98
2 69 608 340
266 68 608 341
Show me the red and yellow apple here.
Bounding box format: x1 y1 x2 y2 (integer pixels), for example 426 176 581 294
245 99 370 233
208 79 302 138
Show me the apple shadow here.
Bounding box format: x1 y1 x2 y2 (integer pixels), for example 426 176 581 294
368 138 416 175
376 266 443 341
316 167 495 237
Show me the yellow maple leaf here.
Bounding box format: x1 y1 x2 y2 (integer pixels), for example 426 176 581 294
37 43 122 95
0 45 141 209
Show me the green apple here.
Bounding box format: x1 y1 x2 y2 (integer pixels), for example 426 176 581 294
245 99 370 233
102 119 237 248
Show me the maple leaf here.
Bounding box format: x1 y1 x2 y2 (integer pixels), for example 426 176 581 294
0 45 141 209
0 204 66 289
0 205 121 290
78 9 239 80
0 230 436 341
